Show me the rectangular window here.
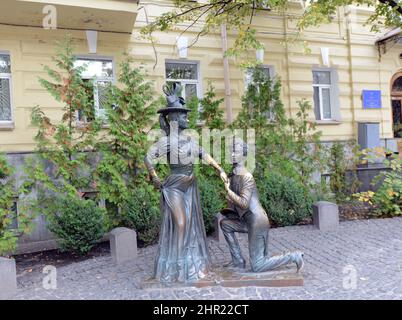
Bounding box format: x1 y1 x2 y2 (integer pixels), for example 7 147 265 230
313 70 339 121
245 65 276 121
82 191 98 201
0 53 12 123
6 200 18 230
244 65 273 88
165 61 200 100
74 57 114 122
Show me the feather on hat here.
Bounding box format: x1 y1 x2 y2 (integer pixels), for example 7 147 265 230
158 82 191 114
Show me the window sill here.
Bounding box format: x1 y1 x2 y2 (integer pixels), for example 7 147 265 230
314 120 341 125
196 120 206 127
76 121 110 129
0 122 15 130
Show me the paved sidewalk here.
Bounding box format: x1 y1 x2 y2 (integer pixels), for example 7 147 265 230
12 218 402 300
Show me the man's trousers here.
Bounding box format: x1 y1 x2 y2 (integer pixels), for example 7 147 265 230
220 211 294 272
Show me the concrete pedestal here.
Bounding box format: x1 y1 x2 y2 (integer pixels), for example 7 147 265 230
110 227 137 264
313 201 339 231
0 257 17 300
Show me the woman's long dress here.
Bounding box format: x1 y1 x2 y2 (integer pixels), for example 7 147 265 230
147 134 211 283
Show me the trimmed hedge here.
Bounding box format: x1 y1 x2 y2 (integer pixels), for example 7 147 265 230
120 184 161 246
258 172 313 227
50 196 107 256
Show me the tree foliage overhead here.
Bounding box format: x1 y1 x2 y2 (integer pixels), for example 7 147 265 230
142 0 402 63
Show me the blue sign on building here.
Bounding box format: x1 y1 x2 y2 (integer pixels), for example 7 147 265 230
362 90 382 109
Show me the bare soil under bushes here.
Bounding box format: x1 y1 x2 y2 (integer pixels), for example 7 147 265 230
338 201 377 221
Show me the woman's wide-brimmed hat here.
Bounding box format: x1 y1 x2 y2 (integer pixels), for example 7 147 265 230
157 83 191 114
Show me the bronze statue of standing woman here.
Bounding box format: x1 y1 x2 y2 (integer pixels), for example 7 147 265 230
145 83 227 283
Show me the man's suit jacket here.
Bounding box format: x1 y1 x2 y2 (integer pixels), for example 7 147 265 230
226 172 268 220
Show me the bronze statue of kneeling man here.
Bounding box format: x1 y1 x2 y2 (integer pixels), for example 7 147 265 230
220 137 304 273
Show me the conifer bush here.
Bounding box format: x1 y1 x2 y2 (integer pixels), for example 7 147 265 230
197 174 226 234
257 173 313 227
27 37 102 217
187 83 227 234
328 140 361 203
93 55 164 244
49 196 107 256
233 66 327 225
119 183 161 246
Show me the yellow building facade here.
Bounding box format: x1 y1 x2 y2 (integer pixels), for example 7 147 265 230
0 0 401 153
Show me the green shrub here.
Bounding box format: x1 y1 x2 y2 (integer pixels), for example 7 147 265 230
328 140 361 203
95 54 162 209
233 67 326 196
197 174 226 235
355 151 401 217
117 174 225 244
28 37 102 209
185 83 228 235
0 154 35 256
258 173 313 227
120 184 161 246
0 155 17 256
50 196 107 256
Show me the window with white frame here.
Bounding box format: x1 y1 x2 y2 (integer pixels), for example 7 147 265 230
245 65 276 121
74 57 114 122
312 69 339 121
165 61 200 100
244 65 274 88
0 53 12 123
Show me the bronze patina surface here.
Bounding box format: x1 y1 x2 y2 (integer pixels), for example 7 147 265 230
144 83 228 284
219 137 305 273
141 266 304 289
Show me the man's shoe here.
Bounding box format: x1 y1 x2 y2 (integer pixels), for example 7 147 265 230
291 251 304 273
223 259 246 269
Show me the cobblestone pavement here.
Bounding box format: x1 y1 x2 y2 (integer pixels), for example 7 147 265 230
12 218 402 300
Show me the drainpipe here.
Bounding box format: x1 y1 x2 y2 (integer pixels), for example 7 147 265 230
345 7 357 139
221 24 233 124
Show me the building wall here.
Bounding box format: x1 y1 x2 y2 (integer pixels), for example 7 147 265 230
0 1 400 153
